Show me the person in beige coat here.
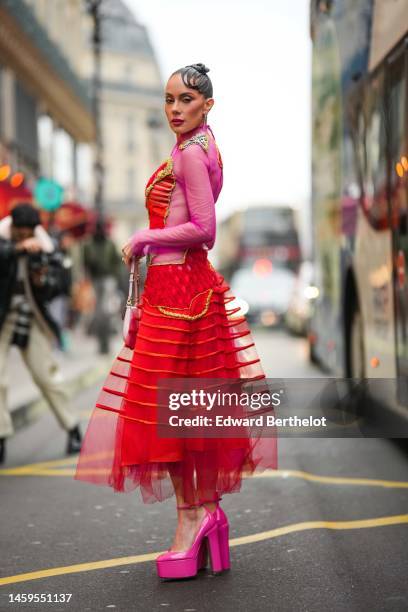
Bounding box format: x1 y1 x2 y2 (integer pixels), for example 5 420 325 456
0 204 82 464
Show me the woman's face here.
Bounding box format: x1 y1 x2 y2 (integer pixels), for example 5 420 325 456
165 73 214 135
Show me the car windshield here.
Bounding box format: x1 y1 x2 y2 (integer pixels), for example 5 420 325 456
230 266 295 294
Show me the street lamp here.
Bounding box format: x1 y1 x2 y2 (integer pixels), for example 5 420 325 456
85 0 104 222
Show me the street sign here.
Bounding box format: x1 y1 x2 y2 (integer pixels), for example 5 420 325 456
34 178 64 211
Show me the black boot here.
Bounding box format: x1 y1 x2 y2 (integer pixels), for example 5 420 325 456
0 438 5 464
66 425 82 455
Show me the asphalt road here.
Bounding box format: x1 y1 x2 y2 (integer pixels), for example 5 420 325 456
1 330 408 612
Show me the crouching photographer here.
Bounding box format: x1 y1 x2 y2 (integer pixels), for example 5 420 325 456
0 204 82 463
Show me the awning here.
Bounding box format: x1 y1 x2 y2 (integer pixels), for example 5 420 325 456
369 0 408 72
0 181 33 219
41 201 94 239
0 1 94 142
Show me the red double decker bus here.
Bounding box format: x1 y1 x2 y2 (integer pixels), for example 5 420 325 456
217 205 301 279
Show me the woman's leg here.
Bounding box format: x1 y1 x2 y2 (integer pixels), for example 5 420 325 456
167 460 208 552
195 448 219 514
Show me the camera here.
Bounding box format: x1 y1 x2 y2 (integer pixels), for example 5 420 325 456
11 298 32 349
27 251 50 275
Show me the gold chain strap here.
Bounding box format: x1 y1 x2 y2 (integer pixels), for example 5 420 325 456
126 258 140 307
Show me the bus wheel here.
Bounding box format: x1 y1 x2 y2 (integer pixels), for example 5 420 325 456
307 328 319 365
309 340 319 365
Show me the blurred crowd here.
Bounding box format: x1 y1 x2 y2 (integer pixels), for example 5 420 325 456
0 201 127 463
52 215 126 355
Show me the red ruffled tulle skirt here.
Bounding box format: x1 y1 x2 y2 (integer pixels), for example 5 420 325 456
74 249 278 503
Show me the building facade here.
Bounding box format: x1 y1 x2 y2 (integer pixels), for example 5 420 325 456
0 0 94 203
80 0 174 242
0 0 172 241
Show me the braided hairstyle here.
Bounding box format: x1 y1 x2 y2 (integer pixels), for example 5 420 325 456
171 63 213 99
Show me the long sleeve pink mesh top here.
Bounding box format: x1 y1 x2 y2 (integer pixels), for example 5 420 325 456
130 123 223 265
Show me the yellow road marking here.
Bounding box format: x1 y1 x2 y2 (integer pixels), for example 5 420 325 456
2 469 79 476
0 453 112 475
0 457 76 475
1 513 407 586
1 461 408 489
251 469 408 489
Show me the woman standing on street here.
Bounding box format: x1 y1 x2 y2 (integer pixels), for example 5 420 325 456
75 63 278 579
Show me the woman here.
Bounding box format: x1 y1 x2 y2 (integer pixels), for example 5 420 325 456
75 63 278 579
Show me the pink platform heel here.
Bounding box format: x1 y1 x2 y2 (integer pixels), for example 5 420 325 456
198 496 230 571
156 504 223 579
216 504 230 571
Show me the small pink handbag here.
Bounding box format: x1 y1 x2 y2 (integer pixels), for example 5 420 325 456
122 258 142 349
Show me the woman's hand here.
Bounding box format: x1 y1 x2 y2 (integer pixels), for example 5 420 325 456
121 235 144 266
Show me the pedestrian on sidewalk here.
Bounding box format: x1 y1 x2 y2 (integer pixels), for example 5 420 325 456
82 218 122 354
0 204 82 464
75 64 278 580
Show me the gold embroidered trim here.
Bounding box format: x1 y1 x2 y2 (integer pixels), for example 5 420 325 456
178 133 209 152
140 319 221 332
147 249 189 267
145 157 174 198
144 287 213 311
137 332 246 345
157 288 213 320
191 358 261 375
144 157 176 252
141 302 224 319
132 342 255 360
128 358 261 375
163 178 176 225
133 347 223 360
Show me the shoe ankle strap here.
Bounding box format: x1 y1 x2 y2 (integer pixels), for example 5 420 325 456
176 501 202 510
176 495 222 510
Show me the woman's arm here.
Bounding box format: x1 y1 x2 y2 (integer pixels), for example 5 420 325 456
130 144 216 257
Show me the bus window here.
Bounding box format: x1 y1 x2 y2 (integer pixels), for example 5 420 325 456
388 62 407 233
364 69 389 230
388 49 408 391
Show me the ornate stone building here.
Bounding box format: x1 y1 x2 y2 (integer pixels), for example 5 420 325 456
0 0 172 240
0 0 94 196
80 0 174 240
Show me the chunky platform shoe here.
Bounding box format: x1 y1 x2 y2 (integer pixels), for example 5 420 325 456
156 504 223 579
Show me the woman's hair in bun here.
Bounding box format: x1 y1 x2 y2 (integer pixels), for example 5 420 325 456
191 63 210 75
171 63 213 98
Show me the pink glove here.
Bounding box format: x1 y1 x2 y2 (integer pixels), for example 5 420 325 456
131 144 216 257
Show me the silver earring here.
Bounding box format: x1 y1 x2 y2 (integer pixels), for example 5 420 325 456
203 113 207 125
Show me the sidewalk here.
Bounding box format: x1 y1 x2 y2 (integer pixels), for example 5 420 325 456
8 328 122 432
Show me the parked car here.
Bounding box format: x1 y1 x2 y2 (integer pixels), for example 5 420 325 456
228 259 297 327
284 260 317 336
